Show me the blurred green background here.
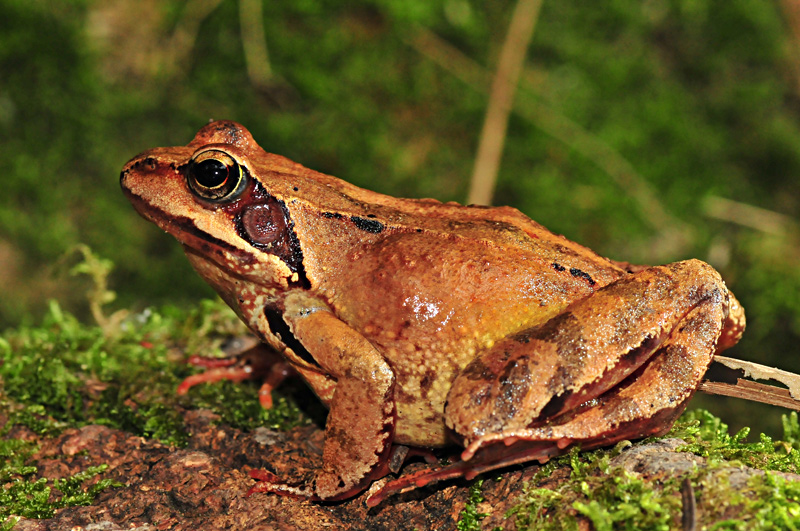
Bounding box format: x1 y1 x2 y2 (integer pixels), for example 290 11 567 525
2 0 800 432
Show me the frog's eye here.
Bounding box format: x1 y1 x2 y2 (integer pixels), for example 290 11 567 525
187 150 246 201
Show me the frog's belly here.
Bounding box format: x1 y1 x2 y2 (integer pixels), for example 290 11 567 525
392 368 457 447
387 334 509 447
374 296 573 446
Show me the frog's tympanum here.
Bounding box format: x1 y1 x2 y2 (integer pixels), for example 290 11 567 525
121 121 745 505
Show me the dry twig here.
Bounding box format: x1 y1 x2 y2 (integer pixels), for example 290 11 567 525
407 28 691 257
167 0 226 75
703 196 798 236
239 0 274 89
702 355 800 411
468 0 543 206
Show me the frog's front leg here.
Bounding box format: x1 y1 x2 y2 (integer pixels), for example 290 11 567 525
446 259 734 456
249 292 396 501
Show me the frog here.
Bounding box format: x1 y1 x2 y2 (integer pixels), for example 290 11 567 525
120 120 745 504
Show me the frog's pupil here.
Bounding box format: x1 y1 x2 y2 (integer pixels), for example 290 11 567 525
195 159 228 188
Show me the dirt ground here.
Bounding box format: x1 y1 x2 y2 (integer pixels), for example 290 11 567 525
7 409 790 531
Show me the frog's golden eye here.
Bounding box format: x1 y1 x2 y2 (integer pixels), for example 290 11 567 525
187 150 246 201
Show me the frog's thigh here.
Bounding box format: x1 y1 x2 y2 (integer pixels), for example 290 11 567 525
463 295 726 460
445 259 728 445
285 305 395 500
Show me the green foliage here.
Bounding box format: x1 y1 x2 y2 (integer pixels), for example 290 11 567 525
509 410 800 530
0 297 305 446
456 479 488 531
0 250 303 525
672 409 800 473
0 435 119 528
510 444 679 531
185 380 304 433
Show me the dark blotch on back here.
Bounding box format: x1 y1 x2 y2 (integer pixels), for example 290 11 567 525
321 212 343 219
351 216 384 233
569 267 596 286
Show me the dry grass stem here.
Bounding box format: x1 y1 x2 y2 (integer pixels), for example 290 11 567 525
779 0 800 96
703 196 798 235
167 0 226 75
239 0 273 88
408 28 690 256
701 355 800 411
468 0 543 206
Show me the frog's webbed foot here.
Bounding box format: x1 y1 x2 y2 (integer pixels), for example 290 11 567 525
248 444 431 503
364 440 569 507
177 342 292 409
247 469 330 500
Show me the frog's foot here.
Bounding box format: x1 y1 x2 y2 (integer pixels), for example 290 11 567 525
177 343 292 409
364 441 562 507
248 467 387 502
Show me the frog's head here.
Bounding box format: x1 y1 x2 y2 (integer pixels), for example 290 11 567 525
120 120 308 294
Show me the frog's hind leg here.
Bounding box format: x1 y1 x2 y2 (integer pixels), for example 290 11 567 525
463 291 725 461
366 269 729 506
445 259 730 455
366 261 731 506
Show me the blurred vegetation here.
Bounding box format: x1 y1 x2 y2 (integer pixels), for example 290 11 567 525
2 0 800 434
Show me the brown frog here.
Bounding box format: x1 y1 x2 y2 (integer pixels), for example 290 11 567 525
120 121 745 504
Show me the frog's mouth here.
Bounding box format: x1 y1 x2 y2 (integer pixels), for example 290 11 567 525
121 180 258 264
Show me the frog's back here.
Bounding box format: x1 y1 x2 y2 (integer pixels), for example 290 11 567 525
362 195 629 295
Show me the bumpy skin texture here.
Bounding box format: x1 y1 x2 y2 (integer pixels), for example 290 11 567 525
120 121 745 502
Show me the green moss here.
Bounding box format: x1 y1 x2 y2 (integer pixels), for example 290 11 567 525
509 444 680 531
456 479 488 531
672 409 800 473
0 250 306 526
0 296 305 446
507 410 800 530
0 435 120 528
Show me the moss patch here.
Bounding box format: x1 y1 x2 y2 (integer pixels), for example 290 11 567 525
0 299 305 445
507 411 800 530
456 479 488 531
0 434 120 529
